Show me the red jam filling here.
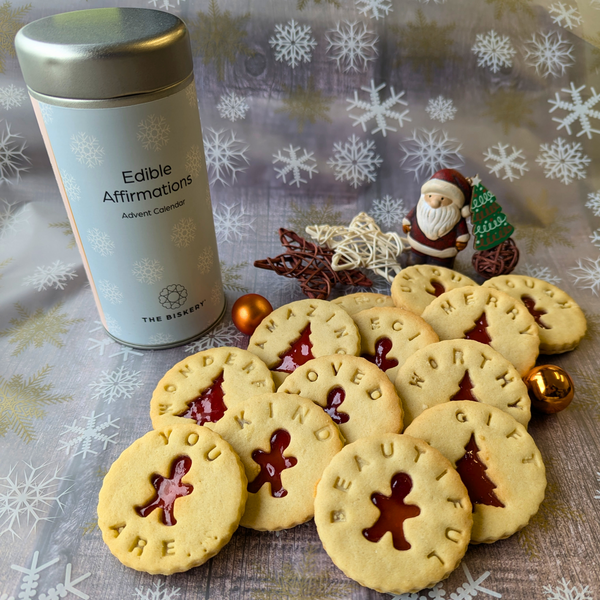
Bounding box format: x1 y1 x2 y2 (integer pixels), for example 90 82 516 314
176 372 227 425
428 280 446 297
464 313 492 345
135 455 193 526
455 434 504 510
450 371 478 402
362 337 399 372
247 429 298 498
521 295 550 329
324 386 350 424
273 324 315 374
362 472 421 551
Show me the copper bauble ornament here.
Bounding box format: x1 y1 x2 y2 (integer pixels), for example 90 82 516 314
524 365 574 414
232 294 273 335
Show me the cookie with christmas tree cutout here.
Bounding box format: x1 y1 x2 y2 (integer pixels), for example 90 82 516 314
247 298 361 387
482 274 587 354
391 265 477 316
420 285 539 377
278 355 403 443
332 292 395 316
314 433 472 595
212 393 344 531
405 401 546 544
394 339 530 428
352 307 439 383
97 422 247 574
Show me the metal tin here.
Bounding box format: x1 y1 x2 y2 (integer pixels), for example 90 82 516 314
16 8 225 349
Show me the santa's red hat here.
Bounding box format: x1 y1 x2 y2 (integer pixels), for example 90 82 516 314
421 169 472 218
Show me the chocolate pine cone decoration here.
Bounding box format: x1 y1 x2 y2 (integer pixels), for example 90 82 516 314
254 228 372 300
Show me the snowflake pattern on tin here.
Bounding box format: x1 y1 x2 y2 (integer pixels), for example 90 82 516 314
549 2 583 29
328 134 383 188
22 261 78 291
39 102 54 124
138 114 170 151
425 96 457 123
148 332 176 345
61 171 81 201
184 320 243 353
87 228 115 257
217 91 250 122
346 80 410 137
548 82 600 139
542 578 593 600
569 257 600 295
211 281 224 306
58 410 120 458
484 143 529 181
185 145 205 178
70 132 104 167
203 128 249 186
269 20 317 68
356 0 393 19
586 191 600 217
98 279 124 305
273 145 318 187
171 217 197 248
214 202 255 243
522 31 574 78
0 461 70 539
0 85 26 110
325 20 378 73
400 128 464 180
89 366 143 404
472 30 516 73
0 121 29 183
135 580 181 600
0 198 29 240
132 258 164 284
197 247 214 274
369 195 407 228
536 137 590 185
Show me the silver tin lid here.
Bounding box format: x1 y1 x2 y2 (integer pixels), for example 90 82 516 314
15 8 193 100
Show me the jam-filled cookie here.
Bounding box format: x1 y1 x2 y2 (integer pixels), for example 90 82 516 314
97 423 247 574
314 433 472 595
405 401 546 544
332 292 395 316
482 274 587 355
150 347 275 430
278 355 403 443
212 393 344 531
247 299 361 387
421 286 539 377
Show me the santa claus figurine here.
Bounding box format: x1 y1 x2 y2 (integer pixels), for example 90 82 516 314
402 168 472 268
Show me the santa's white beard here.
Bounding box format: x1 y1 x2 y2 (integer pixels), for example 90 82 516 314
416 196 461 240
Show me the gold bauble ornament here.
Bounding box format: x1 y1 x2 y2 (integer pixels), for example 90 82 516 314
232 294 273 335
524 365 574 414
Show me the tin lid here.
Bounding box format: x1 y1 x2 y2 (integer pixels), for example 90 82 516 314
15 8 193 100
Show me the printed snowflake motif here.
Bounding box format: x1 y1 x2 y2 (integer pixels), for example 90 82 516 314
0 84 25 110
425 96 457 123
138 114 170 151
214 202 255 243
472 30 516 73
590 230 600 249
22 260 78 292
548 82 600 139
0 121 29 183
98 279 124 305
110 345 144 362
522 31 574 78
70 132 104 168
197 247 214 274
133 258 164 284
149 333 175 345
49 220 75 250
289 199 343 234
39 102 53 124
269 19 317 68
549 2 583 29
203 127 249 186
61 171 81 201
148 0 186 9
536 137 590 185
277 77 333 133
543 578 593 600
87 337 114 356
89 366 143 404
0 198 29 239
217 91 249 122
370 196 407 228
400 128 464 181
211 282 224 306
87 227 115 257
392 582 445 599
448 564 502 600
221 261 249 293
135 580 181 600
8 551 90 600
273 145 318 187
171 217 197 248
327 134 383 188
325 20 378 73
0 462 70 539
521 264 562 285
586 191 600 216
570 257 600 294
58 410 120 459
185 145 205 178
484 143 528 181
0 3 31 74
356 0 393 19
185 320 243 353
346 80 410 137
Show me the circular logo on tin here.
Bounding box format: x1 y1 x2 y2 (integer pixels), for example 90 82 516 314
159 284 188 310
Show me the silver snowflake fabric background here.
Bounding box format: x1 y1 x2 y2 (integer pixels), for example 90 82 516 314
0 1 599 599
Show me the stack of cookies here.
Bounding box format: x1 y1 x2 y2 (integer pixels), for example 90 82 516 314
97 266 586 594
